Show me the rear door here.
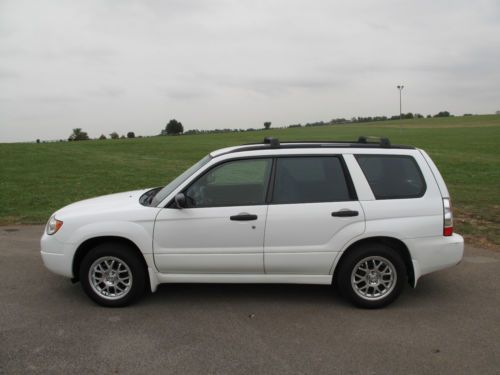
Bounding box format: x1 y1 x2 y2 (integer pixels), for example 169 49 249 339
264 156 365 275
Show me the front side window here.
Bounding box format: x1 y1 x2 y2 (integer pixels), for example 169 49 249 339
271 156 352 204
355 155 426 199
152 155 212 206
185 158 272 207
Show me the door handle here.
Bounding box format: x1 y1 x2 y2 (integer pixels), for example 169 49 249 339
331 210 359 217
230 213 258 221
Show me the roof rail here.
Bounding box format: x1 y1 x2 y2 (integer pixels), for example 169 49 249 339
263 137 280 148
357 136 391 148
260 136 393 148
215 136 410 157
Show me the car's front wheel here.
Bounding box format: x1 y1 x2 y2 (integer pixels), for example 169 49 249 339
79 243 147 307
336 243 407 308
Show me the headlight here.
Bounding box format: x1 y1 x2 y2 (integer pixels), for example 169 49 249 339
46 216 63 235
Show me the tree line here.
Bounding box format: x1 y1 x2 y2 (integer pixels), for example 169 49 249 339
66 129 139 142
46 110 455 143
167 111 454 136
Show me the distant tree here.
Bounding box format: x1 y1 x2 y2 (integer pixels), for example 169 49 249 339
414 113 424 119
68 128 89 141
264 121 272 130
36 139 40 143
109 132 119 139
330 118 348 124
163 119 184 135
127 131 135 138
120 135 126 139
184 129 201 135
434 111 451 118
427 114 432 118
99 134 107 140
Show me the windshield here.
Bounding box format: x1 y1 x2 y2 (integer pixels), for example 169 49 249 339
151 155 212 207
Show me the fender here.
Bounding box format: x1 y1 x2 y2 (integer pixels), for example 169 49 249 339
328 230 414 276
69 220 155 255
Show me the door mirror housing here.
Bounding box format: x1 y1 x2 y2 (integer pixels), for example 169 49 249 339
174 193 187 209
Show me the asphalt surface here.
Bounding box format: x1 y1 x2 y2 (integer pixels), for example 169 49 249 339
1 226 499 374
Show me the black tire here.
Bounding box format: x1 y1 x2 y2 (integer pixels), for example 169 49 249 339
336 243 407 309
79 242 147 307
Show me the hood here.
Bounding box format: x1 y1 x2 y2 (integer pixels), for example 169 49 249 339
54 188 151 219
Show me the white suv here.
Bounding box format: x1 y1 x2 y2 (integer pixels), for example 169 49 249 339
41 137 464 308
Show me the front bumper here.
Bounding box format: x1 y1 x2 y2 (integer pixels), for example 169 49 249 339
40 232 74 278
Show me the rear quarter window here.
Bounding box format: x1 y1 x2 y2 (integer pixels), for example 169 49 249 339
355 155 426 199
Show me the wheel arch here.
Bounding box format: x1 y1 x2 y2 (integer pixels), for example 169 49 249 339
72 236 149 284
333 236 415 287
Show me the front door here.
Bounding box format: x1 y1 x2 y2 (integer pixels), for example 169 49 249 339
153 158 272 274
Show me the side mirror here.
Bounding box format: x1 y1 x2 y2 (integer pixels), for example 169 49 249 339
174 193 187 209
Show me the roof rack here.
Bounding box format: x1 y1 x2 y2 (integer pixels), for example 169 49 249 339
263 137 280 148
357 136 391 148
260 136 393 148
215 136 412 157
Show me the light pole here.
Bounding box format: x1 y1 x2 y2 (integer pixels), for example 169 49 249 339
397 85 404 120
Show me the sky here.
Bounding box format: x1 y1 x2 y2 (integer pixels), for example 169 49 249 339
0 0 499 142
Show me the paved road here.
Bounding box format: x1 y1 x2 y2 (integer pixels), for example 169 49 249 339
1 226 499 374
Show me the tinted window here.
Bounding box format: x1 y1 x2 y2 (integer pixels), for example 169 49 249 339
356 155 426 199
272 157 352 204
152 155 212 206
185 158 272 207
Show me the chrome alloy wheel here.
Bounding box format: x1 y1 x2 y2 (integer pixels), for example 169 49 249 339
88 256 133 300
351 256 397 301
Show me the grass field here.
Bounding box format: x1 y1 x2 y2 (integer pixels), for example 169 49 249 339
1 115 499 248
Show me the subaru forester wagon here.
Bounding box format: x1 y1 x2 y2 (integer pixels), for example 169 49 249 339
41 137 464 308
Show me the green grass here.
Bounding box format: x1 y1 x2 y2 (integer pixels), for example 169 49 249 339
1 115 499 248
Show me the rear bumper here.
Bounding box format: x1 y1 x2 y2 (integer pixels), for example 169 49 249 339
406 233 464 286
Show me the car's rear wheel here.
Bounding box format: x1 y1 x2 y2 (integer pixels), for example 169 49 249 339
336 243 407 308
79 243 147 307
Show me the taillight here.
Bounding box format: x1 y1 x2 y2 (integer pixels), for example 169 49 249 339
443 198 453 236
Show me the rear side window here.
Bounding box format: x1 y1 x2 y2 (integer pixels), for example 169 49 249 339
355 155 426 199
272 156 353 204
